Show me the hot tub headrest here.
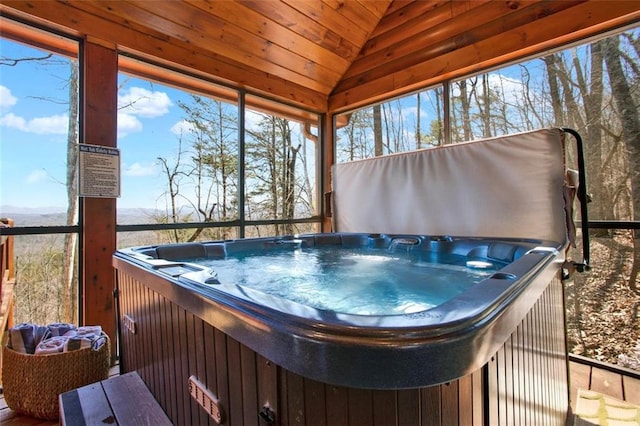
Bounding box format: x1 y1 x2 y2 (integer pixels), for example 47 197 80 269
156 243 206 260
331 128 570 244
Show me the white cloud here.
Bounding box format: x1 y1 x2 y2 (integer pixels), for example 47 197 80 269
123 162 156 177
0 85 17 112
117 112 143 138
245 110 264 131
451 73 523 104
0 113 25 129
0 112 68 134
487 74 523 104
118 86 172 118
170 119 195 136
26 169 48 184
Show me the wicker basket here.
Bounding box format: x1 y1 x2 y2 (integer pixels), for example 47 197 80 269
1 333 110 420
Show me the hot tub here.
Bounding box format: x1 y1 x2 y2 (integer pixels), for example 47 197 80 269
115 128 581 425
114 232 569 425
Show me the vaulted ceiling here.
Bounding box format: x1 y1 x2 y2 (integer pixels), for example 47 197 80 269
1 1 640 113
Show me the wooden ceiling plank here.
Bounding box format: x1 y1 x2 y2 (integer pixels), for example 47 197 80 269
88 0 327 91
329 0 640 112
281 0 370 47
382 0 418 16
355 0 393 19
364 0 494 56
321 0 381 32
340 0 583 89
185 0 351 71
238 0 361 61
0 15 79 58
1 0 327 110
120 0 338 92
369 0 445 39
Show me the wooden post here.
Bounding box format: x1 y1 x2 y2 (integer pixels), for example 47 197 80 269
1 218 15 281
82 39 117 361
0 218 15 330
1 218 16 383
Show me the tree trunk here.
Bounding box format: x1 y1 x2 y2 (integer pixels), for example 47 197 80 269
459 81 472 141
416 92 421 149
603 35 640 289
542 54 565 126
62 60 79 323
481 75 491 138
373 105 383 156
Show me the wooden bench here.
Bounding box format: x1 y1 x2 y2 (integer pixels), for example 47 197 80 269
59 371 172 425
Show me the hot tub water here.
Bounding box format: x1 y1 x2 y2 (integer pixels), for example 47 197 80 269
191 246 498 316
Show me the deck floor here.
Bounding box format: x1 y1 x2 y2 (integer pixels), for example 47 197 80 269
1 357 639 425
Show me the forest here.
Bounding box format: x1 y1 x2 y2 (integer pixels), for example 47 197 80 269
3 27 639 370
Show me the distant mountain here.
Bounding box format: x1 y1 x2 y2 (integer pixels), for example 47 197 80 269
0 205 66 215
0 205 162 226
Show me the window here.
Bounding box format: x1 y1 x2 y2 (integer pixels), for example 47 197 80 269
1 37 79 223
1 21 81 324
334 86 444 163
115 58 321 245
244 95 320 237
116 62 240 244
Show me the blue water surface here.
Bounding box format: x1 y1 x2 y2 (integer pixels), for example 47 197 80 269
195 247 496 316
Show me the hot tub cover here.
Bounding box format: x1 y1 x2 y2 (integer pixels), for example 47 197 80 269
332 128 569 245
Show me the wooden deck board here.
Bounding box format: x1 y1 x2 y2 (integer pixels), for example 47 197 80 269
624 374 640 405
569 359 592 411
589 365 625 400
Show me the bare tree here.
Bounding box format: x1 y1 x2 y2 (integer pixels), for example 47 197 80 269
336 110 373 162
245 115 302 235
61 59 79 323
157 137 188 243
602 35 640 290
155 96 238 242
373 104 383 156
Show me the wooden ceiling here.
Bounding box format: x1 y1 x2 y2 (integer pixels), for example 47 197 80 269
1 1 640 113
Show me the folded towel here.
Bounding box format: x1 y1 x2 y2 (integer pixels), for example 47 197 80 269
91 334 108 351
65 325 102 338
8 323 47 354
64 335 94 352
8 323 105 354
35 336 68 355
35 324 49 347
46 322 76 337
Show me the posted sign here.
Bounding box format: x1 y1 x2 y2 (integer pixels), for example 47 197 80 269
78 144 121 198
